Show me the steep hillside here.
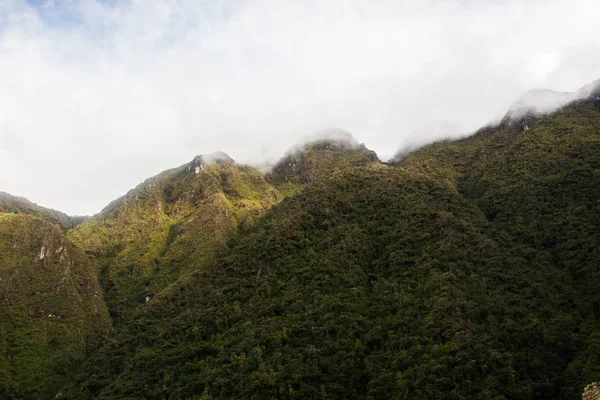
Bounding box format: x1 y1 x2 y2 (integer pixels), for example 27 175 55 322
0 213 110 399
68 153 282 321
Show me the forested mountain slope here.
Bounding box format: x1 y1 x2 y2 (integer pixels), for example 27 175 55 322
396 97 600 398
67 153 282 321
0 212 110 399
64 94 600 399
77 164 577 399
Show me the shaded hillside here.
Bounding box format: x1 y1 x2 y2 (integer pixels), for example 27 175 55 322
0 213 110 399
397 96 600 398
397 97 600 280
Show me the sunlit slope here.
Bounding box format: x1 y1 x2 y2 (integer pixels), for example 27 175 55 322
68 153 282 321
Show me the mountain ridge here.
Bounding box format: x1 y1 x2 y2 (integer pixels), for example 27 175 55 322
0 191 86 229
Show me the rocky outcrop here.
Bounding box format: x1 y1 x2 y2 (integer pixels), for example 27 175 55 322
584 383 600 400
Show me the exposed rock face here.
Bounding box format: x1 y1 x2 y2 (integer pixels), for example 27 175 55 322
583 383 600 400
188 155 206 174
185 153 236 175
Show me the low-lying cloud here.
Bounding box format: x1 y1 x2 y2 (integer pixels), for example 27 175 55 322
1 0 599 215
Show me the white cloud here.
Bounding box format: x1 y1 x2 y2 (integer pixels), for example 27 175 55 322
0 0 599 214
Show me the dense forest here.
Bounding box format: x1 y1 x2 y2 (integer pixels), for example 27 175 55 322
1 90 600 399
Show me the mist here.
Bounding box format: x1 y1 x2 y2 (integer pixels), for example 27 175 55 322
1 0 600 215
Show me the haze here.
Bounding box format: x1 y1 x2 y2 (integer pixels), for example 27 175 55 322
1 0 599 215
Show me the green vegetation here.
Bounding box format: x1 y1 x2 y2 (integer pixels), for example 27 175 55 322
3 98 600 399
267 139 379 193
397 99 600 398
0 213 110 399
68 154 282 322
70 163 581 398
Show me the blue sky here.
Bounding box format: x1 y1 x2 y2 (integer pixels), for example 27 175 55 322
2 0 600 214
25 0 100 26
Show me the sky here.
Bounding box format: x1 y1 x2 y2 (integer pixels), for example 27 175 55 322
1 0 599 215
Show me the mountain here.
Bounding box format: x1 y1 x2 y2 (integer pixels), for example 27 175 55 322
78 163 538 399
61 138 385 398
3 79 600 399
62 85 600 399
65 139 382 324
0 210 110 399
67 152 282 321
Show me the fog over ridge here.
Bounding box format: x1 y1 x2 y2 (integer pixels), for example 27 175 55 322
1 0 600 215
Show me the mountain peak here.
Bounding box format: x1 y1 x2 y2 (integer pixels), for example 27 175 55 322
186 152 234 174
267 130 379 186
291 128 361 152
501 77 600 130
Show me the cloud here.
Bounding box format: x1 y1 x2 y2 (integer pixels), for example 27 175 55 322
1 0 599 214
